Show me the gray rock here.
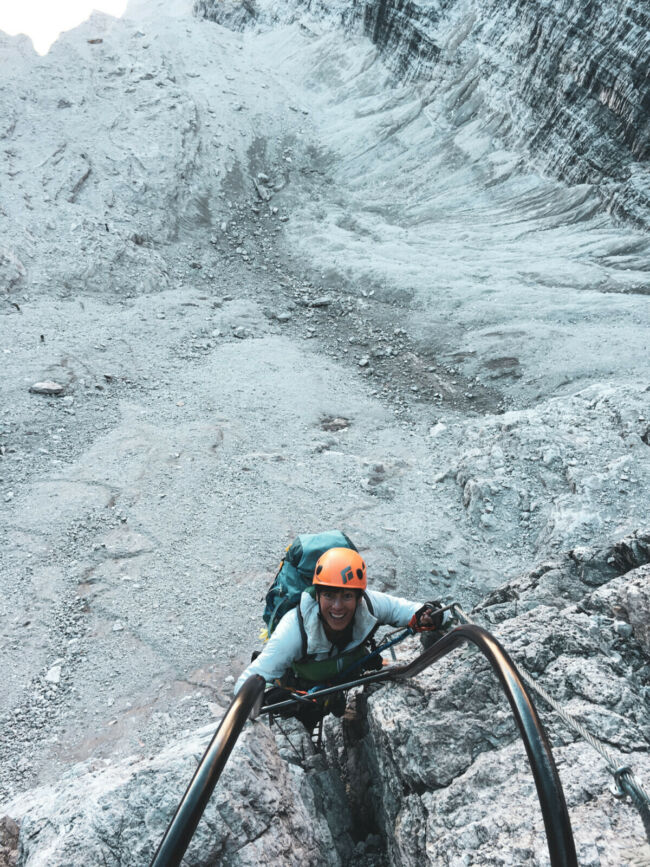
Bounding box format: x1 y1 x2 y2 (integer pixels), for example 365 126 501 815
29 381 64 396
44 665 61 684
5 722 340 866
253 179 271 202
616 566 650 653
588 562 650 654
0 815 19 866
333 532 650 865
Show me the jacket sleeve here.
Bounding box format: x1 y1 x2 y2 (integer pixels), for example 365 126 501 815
365 589 421 627
234 608 305 694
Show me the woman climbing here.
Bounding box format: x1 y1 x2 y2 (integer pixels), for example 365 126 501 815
234 547 449 728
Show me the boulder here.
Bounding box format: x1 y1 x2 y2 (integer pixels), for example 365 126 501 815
3 722 340 866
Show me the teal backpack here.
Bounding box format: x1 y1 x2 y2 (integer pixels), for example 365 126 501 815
262 530 357 637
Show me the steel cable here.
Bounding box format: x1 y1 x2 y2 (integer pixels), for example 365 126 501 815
453 605 650 842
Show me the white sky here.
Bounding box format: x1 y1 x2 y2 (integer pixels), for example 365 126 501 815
0 1 128 55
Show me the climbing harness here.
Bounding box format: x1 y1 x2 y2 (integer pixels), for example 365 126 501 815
305 625 413 693
262 603 457 714
262 605 457 751
452 604 650 843
260 626 417 750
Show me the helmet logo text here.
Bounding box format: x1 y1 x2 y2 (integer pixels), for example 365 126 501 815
340 566 352 584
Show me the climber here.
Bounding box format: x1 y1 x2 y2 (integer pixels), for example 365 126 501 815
234 547 450 729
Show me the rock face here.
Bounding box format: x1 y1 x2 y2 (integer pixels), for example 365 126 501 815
2 722 342 866
199 0 649 227
328 529 650 865
432 383 650 569
3 531 649 864
363 0 649 161
2 0 649 863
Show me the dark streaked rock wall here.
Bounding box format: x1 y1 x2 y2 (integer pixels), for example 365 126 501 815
196 0 649 226
357 0 650 225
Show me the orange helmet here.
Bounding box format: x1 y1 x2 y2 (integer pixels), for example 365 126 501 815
313 548 367 590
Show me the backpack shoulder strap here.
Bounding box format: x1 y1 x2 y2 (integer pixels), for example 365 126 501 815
363 590 374 616
296 601 309 658
363 620 380 651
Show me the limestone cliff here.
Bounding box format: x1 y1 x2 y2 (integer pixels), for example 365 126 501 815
4 531 648 864
197 0 650 228
328 529 650 864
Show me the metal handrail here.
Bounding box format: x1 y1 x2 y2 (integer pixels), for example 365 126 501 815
262 624 577 866
149 674 265 867
151 626 577 867
392 625 577 867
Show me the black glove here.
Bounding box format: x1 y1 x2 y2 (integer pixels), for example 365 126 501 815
409 600 445 632
263 685 294 707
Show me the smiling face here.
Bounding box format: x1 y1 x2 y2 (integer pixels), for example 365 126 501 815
317 588 359 632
